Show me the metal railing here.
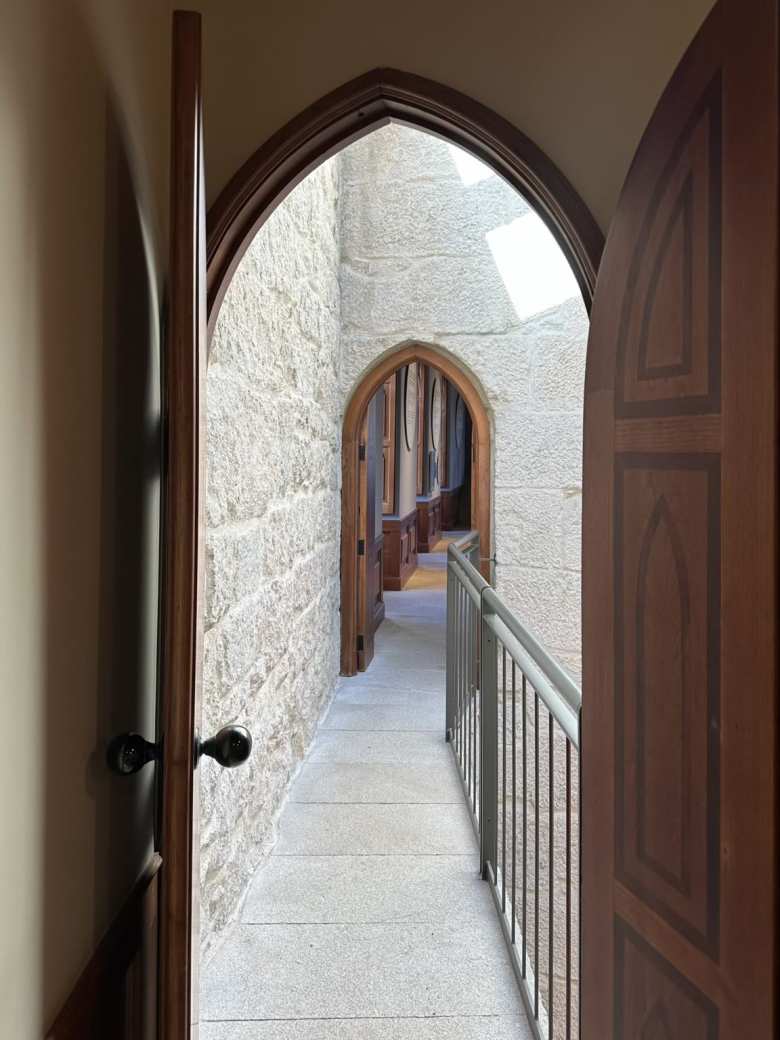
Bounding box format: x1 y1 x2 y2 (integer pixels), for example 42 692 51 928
446 533 582 1040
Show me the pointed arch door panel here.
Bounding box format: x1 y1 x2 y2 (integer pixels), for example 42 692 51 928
615 454 720 956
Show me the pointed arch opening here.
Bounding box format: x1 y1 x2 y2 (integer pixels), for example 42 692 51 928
340 343 492 675
206 68 602 340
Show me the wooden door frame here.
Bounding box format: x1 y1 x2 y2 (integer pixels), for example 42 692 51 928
203 66 602 680
161 10 205 1038
340 344 492 675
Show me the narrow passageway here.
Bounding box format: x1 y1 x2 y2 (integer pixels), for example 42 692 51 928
201 540 532 1038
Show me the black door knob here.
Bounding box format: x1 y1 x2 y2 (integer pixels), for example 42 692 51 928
198 725 253 768
106 732 159 775
107 725 253 774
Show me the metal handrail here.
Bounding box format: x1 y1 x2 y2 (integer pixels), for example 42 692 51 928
481 588 581 747
446 531 582 1040
447 533 581 744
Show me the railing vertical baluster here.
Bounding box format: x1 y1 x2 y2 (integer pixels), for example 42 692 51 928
534 690 540 1020
456 582 462 765
474 603 480 819
566 737 572 1040
577 704 582 1040
446 564 454 741
502 646 507 913
479 596 498 880
522 673 527 975
463 589 468 779
468 594 473 808
549 712 555 1038
511 660 517 947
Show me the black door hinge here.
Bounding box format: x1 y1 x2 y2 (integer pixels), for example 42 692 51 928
356 634 365 652
358 444 366 461
357 539 365 556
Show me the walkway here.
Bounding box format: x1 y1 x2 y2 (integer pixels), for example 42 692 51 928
201 543 532 1039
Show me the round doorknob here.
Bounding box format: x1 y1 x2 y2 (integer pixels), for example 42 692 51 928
198 725 253 768
106 732 159 775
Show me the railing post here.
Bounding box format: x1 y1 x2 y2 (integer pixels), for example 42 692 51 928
479 591 498 880
445 559 455 742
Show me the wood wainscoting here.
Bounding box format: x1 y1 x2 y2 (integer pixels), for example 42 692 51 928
46 854 161 1040
416 494 442 553
383 509 418 590
440 485 464 531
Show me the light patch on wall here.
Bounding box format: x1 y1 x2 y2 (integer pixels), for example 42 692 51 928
447 143 495 185
486 211 580 321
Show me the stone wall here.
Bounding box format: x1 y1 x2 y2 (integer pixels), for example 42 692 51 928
201 157 342 959
339 124 588 677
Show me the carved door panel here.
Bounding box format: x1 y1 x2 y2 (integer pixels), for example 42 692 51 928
582 3 777 1038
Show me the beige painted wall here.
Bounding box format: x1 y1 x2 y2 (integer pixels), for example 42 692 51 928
0 1 168 1035
0 0 715 1034
195 0 715 232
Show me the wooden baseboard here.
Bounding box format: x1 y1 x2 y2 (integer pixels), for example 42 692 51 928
46 854 161 1040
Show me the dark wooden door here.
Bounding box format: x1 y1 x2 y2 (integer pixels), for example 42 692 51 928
582 2 778 1038
159 10 205 1039
357 401 385 670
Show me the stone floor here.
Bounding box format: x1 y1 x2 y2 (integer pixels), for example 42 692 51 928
201 543 532 1039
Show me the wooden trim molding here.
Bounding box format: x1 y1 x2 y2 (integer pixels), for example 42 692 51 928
340 343 492 674
206 68 603 339
46 855 162 1040
160 11 206 1036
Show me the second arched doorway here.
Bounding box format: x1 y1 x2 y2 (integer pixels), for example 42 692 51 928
340 343 491 675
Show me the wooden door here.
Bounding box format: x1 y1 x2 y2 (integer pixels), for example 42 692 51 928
582 3 778 1038
159 10 205 1039
356 402 384 670
381 376 396 514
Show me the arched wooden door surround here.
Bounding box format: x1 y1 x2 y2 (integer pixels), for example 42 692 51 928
204 67 602 678
340 344 491 676
205 67 603 341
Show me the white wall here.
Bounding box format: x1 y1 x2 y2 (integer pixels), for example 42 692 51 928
0 2 168 1034
395 367 419 519
202 157 342 957
195 0 715 235
339 125 588 676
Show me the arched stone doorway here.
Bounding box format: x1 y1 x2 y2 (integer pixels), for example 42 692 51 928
340 343 492 675
206 68 602 340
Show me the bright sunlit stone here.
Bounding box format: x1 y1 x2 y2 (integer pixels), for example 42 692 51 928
447 143 495 185
487 211 580 321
